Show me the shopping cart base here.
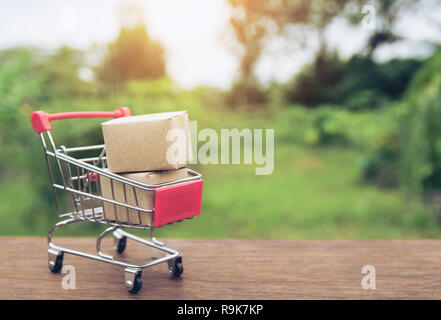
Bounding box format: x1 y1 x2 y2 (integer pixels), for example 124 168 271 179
47 218 183 294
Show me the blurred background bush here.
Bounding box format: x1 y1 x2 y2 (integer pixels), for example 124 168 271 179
0 0 441 238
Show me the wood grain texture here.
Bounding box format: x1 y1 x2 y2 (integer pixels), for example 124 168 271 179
1 237 441 299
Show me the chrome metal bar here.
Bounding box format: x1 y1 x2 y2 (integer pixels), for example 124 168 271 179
122 183 130 223
47 150 201 191
60 146 79 218
117 229 178 255
47 131 66 189
96 169 107 220
40 132 61 215
88 169 97 221
96 226 118 260
110 178 119 221
132 185 142 225
59 144 105 152
58 208 152 229
78 156 108 162
52 184 153 213
76 165 86 219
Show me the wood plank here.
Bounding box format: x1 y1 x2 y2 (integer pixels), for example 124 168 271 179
1 237 441 299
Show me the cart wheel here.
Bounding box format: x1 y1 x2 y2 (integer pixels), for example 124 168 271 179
168 256 184 277
125 268 142 294
128 275 142 294
115 236 127 254
48 249 64 273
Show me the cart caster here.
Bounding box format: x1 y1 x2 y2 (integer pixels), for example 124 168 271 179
168 256 184 277
113 231 127 254
48 248 63 273
125 268 142 294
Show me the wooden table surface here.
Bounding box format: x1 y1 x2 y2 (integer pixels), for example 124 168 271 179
1 236 441 299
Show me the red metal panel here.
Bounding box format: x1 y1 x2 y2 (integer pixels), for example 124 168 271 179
154 179 203 227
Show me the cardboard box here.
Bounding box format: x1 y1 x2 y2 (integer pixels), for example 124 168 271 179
100 168 189 225
102 111 192 173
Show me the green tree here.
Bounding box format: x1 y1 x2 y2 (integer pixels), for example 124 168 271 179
97 24 166 90
38 46 93 99
227 0 352 105
361 49 441 193
399 49 441 193
227 0 433 105
285 53 422 108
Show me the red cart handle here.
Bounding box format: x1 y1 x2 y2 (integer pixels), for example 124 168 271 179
30 107 131 133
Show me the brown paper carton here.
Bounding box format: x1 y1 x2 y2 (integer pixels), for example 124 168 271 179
102 111 192 173
100 168 189 225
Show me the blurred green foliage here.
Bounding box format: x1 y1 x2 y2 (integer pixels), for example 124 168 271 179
361 50 441 195
285 53 422 109
97 24 166 91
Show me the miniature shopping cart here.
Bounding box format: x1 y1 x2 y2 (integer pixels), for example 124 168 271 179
30 107 203 294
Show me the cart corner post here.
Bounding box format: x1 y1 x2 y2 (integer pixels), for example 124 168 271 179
31 110 52 133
